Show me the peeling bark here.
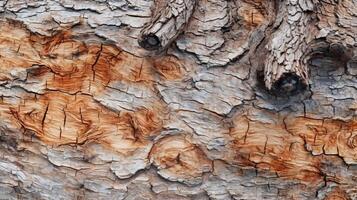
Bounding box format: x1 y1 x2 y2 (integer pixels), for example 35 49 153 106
0 0 356 199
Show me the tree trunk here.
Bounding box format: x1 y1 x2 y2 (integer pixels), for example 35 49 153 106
0 0 356 199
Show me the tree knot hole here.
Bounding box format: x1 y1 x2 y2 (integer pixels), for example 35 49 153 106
271 72 307 96
139 34 161 51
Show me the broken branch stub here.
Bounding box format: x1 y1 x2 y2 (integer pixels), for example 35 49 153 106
264 0 315 96
138 0 196 51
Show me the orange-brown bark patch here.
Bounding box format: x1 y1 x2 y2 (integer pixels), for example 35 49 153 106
123 108 163 139
3 91 162 154
324 187 350 200
230 113 357 184
229 115 323 185
286 117 357 164
0 21 186 95
0 23 42 81
150 135 212 182
151 56 185 80
239 1 268 29
0 21 173 155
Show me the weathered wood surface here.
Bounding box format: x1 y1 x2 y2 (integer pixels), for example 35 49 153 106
0 0 356 199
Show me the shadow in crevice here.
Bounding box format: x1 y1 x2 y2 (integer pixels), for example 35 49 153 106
252 70 312 112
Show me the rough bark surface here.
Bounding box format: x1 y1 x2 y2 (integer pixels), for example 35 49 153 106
0 0 356 199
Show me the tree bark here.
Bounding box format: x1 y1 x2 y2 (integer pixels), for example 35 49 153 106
0 0 356 199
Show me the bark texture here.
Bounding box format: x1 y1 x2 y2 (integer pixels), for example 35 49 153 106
0 0 356 199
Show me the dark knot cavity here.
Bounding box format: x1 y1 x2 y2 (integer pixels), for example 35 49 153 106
139 34 161 51
271 73 307 96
